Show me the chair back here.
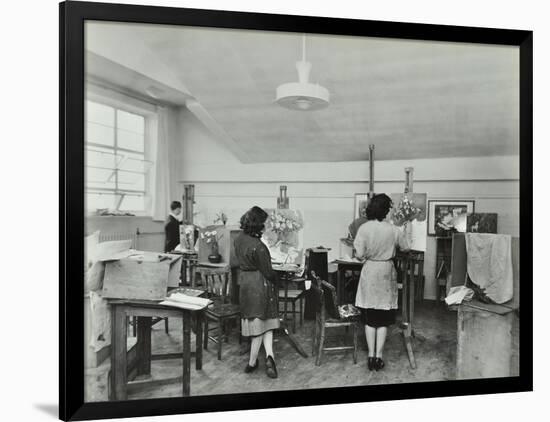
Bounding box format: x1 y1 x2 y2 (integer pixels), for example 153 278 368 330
310 271 340 320
199 267 232 302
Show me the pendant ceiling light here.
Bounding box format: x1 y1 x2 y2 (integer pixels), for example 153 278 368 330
275 35 330 111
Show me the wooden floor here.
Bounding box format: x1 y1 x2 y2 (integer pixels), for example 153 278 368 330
126 302 461 400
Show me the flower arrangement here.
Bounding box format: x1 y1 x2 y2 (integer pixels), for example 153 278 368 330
266 210 303 235
200 230 223 245
213 211 228 226
181 225 195 250
393 195 422 225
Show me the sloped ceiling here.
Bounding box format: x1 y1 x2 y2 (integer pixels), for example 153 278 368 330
85 21 519 163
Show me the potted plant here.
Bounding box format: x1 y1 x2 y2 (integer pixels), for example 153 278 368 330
201 230 223 263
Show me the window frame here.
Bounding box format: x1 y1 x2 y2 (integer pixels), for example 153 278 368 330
84 89 156 216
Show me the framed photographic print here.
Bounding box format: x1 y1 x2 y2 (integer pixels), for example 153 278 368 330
428 200 475 236
60 1 533 421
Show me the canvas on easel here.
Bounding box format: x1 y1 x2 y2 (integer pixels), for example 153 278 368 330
261 208 304 265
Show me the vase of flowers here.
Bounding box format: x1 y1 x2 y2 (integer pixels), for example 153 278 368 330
201 230 223 263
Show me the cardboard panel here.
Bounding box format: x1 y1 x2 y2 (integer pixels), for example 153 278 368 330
102 259 170 300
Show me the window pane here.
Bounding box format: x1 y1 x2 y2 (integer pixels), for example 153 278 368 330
117 129 144 152
118 155 151 172
86 101 114 126
117 171 145 191
86 192 117 211
119 195 145 211
86 167 115 183
86 121 115 146
117 110 144 134
86 147 118 169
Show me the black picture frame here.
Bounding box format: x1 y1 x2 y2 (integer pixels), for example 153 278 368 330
427 199 475 236
60 1 533 420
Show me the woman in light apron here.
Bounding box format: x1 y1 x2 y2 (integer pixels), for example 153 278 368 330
354 194 410 371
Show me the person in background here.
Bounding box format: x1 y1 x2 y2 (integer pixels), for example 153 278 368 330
164 201 182 253
353 194 411 371
235 206 280 379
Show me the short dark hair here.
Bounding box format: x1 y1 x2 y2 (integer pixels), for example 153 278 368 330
366 194 393 222
170 201 182 211
240 206 268 237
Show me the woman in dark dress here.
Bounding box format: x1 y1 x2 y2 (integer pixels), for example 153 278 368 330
235 206 280 378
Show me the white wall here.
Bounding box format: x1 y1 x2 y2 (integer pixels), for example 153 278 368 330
175 107 519 300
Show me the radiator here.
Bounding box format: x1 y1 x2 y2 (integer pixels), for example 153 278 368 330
98 231 138 249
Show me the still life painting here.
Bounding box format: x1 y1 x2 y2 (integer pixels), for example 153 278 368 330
261 209 304 265
389 193 427 252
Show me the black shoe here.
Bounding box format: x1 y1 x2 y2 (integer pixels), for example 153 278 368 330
244 360 258 373
374 357 385 371
266 356 278 379
367 357 375 371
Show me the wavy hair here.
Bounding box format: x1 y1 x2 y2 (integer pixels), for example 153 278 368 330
240 206 268 237
366 194 393 222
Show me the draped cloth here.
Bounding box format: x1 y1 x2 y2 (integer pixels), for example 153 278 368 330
465 233 513 304
152 106 174 221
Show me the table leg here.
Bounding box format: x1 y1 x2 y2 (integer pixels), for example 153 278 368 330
182 313 191 396
195 311 203 370
337 268 344 305
110 305 128 401
409 265 415 330
282 280 288 326
180 257 187 287
190 263 196 288
136 316 152 376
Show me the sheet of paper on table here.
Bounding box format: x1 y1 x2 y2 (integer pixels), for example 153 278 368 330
160 292 212 310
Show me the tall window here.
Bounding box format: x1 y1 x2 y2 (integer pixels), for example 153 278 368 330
85 100 152 213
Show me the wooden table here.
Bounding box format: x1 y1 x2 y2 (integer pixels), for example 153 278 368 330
109 299 205 400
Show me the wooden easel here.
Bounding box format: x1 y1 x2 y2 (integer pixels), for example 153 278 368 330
391 166 424 369
182 184 195 224
368 144 375 199
277 185 289 209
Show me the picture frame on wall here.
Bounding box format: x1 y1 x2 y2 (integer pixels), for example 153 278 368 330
428 200 475 236
60 1 532 420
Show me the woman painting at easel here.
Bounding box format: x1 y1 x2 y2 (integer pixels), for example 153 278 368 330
354 194 411 371
235 206 280 378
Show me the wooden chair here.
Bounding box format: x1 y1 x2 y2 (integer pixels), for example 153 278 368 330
199 267 240 360
310 272 360 366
